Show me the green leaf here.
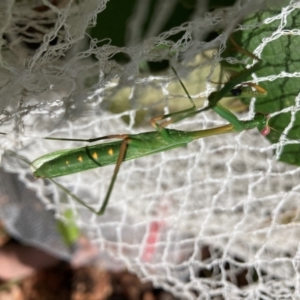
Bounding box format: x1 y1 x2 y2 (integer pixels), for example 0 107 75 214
232 8 300 166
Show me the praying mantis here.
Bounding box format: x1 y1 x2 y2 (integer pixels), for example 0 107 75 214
30 45 269 215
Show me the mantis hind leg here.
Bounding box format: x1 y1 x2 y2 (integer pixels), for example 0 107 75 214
97 136 130 215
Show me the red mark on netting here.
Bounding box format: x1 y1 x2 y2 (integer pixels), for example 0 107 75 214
142 220 165 263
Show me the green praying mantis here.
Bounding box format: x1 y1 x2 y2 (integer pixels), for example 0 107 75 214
30 44 269 216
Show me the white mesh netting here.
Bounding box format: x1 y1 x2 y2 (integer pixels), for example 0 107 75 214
1 0 300 298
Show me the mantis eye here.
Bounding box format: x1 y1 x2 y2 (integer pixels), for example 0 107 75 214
230 87 242 96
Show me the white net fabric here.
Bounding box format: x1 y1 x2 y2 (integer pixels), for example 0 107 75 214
1 0 300 298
